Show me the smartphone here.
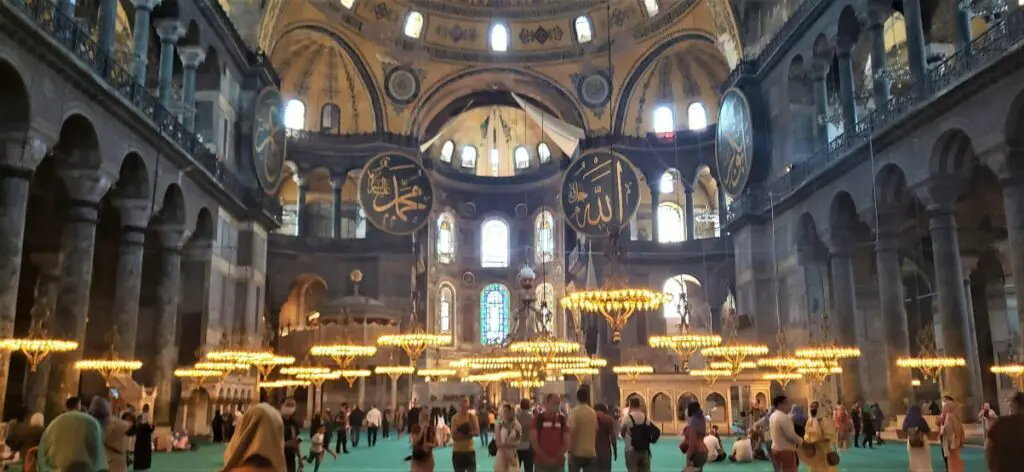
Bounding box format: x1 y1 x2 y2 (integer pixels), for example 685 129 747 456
110 387 120 400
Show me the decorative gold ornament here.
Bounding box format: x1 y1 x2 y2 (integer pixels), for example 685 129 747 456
0 338 78 371
648 334 722 367
701 344 769 375
709 361 758 371
762 372 803 386
250 355 297 381
206 349 277 364
991 363 1024 389
561 289 670 343
509 378 545 389
509 338 580 357
311 344 378 369
339 369 372 387
897 356 966 380
797 364 843 383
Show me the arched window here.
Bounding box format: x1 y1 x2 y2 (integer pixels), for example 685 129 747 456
460 145 477 168
657 202 684 242
663 275 688 320
284 99 306 130
490 24 509 51
404 11 424 38
659 170 676 194
480 283 510 344
440 140 455 163
489 148 500 176
536 283 556 334
514 146 530 169
436 212 456 264
320 103 341 133
687 102 707 130
339 0 354 8
481 219 510 268
574 16 593 43
537 143 552 163
438 283 454 333
535 210 555 264
643 0 659 16
355 207 367 239
653 105 674 135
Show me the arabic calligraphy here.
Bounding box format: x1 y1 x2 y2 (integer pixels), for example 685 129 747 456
560 152 640 237
358 154 434 235
715 89 753 196
252 88 286 193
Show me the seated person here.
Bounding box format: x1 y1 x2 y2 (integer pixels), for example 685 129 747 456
171 431 191 451
729 433 755 463
703 429 726 462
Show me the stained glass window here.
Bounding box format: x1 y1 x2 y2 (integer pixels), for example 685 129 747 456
535 210 555 264
437 212 455 264
481 219 509 268
536 283 556 333
481 283 510 344
439 284 454 333
657 202 684 242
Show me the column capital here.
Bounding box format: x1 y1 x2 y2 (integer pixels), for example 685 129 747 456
130 0 161 11
983 145 1024 184
57 168 114 204
836 37 856 56
0 130 52 174
913 176 962 213
960 251 981 279
112 198 152 229
29 253 63 278
155 224 188 251
330 176 345 189
294 174 309 188
154 20 185 43
865 6 889 27
178 46 207 69
809 58 831 80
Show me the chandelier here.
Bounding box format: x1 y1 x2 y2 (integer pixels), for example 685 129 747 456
612 363 654 382
896 328 963 380
797 364 843 383
339 369 372 387
173 368 224 385
756 331 815 387
260 379 309 396
794 312 861 374
418 368 457 382
280 365 333 377
560 367 600 383
648 295 721 367
689 368 732 385
762 371 803 387
375 365 416 380
991 364 1024 389
0 288 77 371
509 378 545 389
74 329 142 386
294 370 343 390
194 361 250 373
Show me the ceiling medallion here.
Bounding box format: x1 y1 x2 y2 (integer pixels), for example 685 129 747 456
577 72 612 109
385 66 421 105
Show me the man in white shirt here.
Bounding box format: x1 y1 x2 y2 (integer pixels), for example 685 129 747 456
366 404 382 447
729 434 755 462
702 432 725 462
768 396 803 472
619 397 651 472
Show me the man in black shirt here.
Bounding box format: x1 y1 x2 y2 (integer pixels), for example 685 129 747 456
335 406 349 454
349 405 365 447
407 398 420 435
281 399 302 472
851 403 862 448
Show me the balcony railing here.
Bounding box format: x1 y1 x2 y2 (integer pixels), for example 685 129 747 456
729 8 1024 221
4 0 282 222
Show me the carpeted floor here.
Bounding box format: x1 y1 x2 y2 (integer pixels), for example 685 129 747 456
152 434 985 471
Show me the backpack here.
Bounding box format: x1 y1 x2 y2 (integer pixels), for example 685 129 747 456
629 414 660 451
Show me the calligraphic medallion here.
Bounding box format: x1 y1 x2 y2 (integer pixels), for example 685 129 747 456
715 88 754 197
251 87 286 194
559 151 641 237
357 153 434 235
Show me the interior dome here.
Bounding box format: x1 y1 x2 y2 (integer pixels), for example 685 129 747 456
429 105 563 177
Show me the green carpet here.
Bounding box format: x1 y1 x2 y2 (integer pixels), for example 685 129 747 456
152 434 985 471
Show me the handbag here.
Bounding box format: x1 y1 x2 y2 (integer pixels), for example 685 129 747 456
826 446 840 466
907 428 926 448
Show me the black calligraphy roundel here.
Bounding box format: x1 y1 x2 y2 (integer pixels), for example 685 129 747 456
357 153 435 236
252 87 286 194
559 151 641 238
715 88 754 197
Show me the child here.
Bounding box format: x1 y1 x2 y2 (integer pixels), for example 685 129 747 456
305 425 337 472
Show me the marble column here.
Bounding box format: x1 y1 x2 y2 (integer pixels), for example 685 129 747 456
650 185 661 242
990 152 1024 358
296 176 309 238
717 180 728 236
875 214 914 415
954 0 973 51
24 253 62 415
111 199 151 359
97 0 119 58
960 255 985 407
836 40 859 132
918 178 973 409
331 177 343 239
46 169 112 421
684 185 695 241
867 8 891 107
178 46 206 131
155 20 185 108
829 237 864 403
55 0 73 16
902 0 930 87
810 63 830 149
0 131 48 414
130 0 161 83
153 225 185 427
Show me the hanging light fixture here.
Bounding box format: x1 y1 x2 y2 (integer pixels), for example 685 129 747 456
0 286 77 371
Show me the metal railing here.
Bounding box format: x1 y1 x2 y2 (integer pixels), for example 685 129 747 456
729 8 1024 221
725 0 831 88
4 0 282 221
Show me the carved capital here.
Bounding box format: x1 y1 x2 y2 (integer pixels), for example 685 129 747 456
57 168 114 203
983 145 1024 185
112 198 153 228
961 252 981 280
155 20 185 43
155 224 188 251
913 176 962 213
131 0 161 11
0 130 52 174
178 46 207 69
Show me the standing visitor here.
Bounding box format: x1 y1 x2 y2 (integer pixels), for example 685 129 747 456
850 403 862 448
281 399 303 472
516 399 535 472
5 410 43 467
90 397 131 472
978 402 998 446
870 403 885 445
408 399 421 436
37 412 107 472
832 402 852 450
566 387 597 472
409 410 436 472
789 405 807 439
451 396 480 472
860 406 875 449
799 401 838 472
212 411 225 443
133 406 154 471
902 404 933 472
349 405 365 448
495 404 522 472
593 404 617 472
367 404 382 447
680 401 708 472
531 393 568 472
768 396 803 472
383 409 392 439
322 410 334 454
940 398 965 472
397 404 408 439
620 396 653 472
479 404 492 447
310 410 322 439
221 403 287 472
334 407 349 454
985 391 1024 472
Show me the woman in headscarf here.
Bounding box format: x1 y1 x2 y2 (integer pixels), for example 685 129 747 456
221 403 286 472
37 411 108 472
212 411 225 442
940 401 965 472
679 401 708 472
799 401 837 472
903 404 933 472
493 404 520 472
90 397 131 472
790 405 808 439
